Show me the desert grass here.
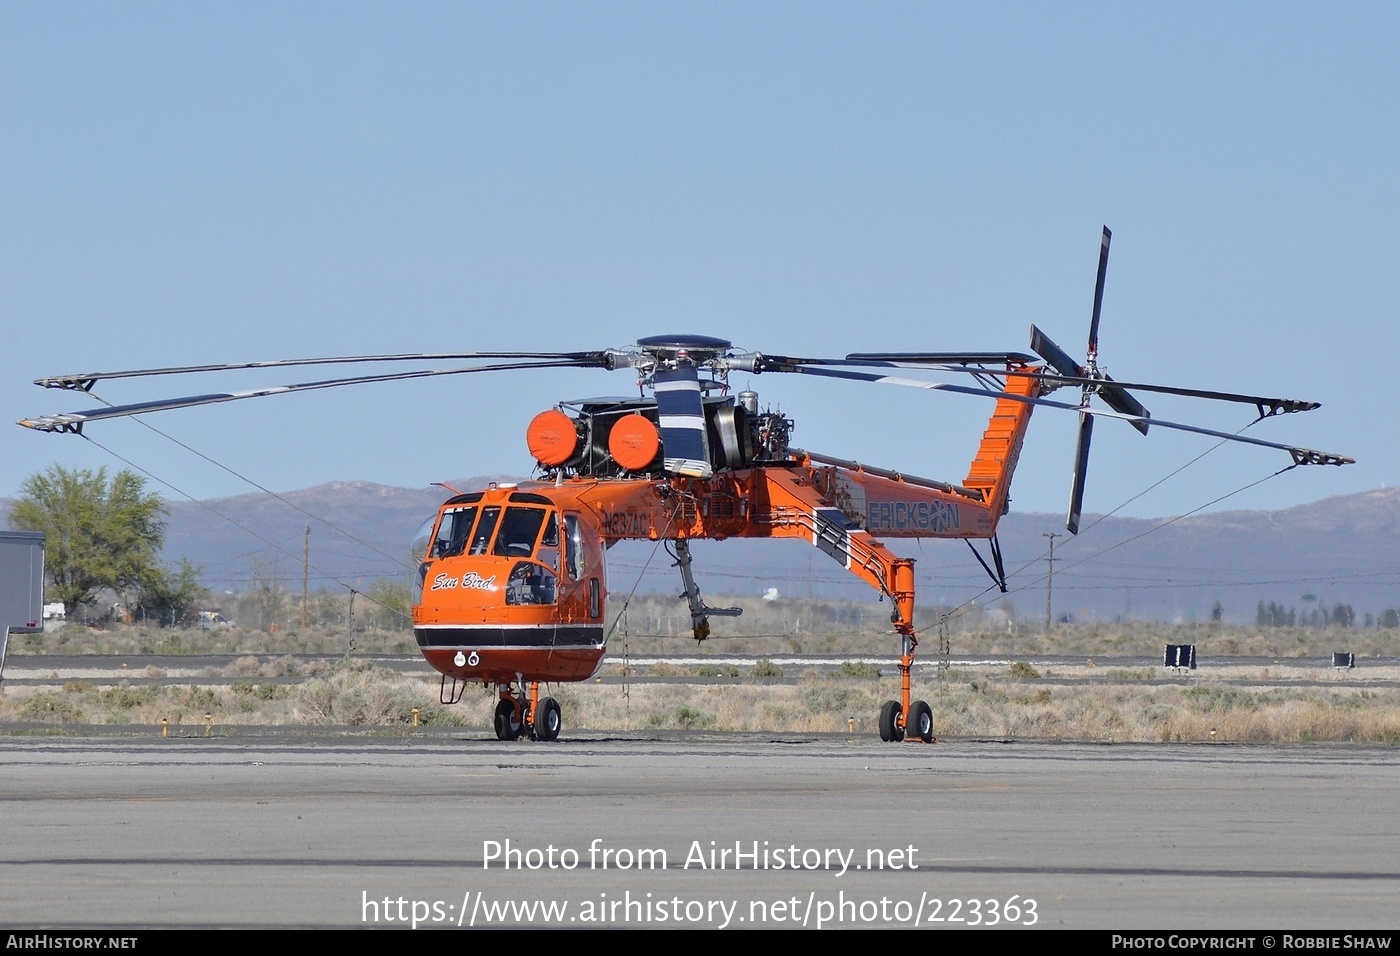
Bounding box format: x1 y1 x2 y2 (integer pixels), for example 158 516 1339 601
5 655 1400 743
8 610 1399 741
12 606 1400 660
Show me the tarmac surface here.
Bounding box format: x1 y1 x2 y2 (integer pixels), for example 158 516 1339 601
2 731 1398 929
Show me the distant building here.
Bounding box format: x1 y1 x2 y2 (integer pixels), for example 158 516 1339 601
1 531 45 678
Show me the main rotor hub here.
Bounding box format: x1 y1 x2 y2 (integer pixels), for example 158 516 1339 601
636 334 732 364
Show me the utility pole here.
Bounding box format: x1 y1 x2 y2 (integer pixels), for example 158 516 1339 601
301 525 309 629
1043 532 1060 632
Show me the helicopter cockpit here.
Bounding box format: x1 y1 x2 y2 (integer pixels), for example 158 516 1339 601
412 490 593 608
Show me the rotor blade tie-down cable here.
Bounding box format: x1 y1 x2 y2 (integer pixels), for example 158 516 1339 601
79 434 406 619
1073 420 1257 540
604 496 686 644
940 461 1299 629
86 390 417 572
1048 463 1298 584
935 423 1289 628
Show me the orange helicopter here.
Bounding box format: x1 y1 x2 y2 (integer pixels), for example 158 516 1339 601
21 229 1352 742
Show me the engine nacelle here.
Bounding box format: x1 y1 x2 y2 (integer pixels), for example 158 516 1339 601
526 393 793 477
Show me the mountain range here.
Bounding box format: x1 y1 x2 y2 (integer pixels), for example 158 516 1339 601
5 481 1397 626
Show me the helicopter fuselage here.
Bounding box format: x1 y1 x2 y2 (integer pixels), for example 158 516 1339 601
408 364 1039 691
412 485 611 685
18 233 1352 742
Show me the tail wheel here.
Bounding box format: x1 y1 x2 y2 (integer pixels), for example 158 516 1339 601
878 700 904 742
908 700 934 743
533 697 562 742
494 699 522 740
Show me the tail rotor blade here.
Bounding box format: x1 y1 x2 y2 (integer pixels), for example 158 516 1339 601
1029 325 1084 377
1067 412 1094 534
1088 225 1111 357
1099 375 1150 435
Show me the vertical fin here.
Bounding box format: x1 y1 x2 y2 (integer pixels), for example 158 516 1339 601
963 364 1039 522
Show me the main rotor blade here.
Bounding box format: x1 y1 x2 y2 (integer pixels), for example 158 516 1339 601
841 351 1039 366
19 359 597 433
748 352 1040 373
833 359 1315 418
35 351 611 391
1023 370 1317 416
1088 225 1111 358
781 365 1353 466
1067 413 1093 535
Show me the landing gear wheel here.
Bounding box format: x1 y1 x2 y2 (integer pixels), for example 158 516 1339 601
878 700 904 742
533 697 562 741
494 699 522 740
909 700 934 743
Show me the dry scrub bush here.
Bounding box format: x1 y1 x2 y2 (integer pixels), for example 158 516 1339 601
17 692 86 723
292 663 471 726
8 653 1400 741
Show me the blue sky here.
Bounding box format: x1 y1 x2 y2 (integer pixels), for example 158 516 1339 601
4 2 1395 523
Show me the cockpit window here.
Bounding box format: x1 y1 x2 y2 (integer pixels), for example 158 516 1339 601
505 561 557 606
469 506 502 556
493 507 547 558
536 512 560 573
564 513 585 580
410 515 436 562
430 506 478 559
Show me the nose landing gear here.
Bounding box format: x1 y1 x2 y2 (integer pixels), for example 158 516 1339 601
494 681 563 741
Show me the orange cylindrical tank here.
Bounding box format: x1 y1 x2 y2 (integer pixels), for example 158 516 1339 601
526 409 578 467
608 414 660 471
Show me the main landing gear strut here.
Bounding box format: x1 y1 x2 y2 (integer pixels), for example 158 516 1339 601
878 631 935 744
493 679 562 742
